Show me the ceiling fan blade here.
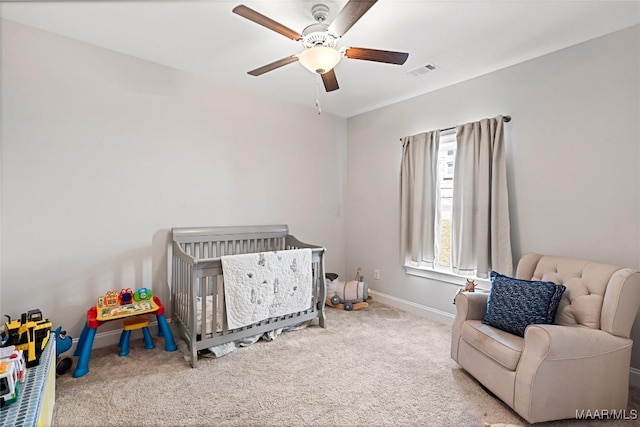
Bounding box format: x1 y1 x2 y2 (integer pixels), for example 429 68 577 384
321 69 339 92
232 5 302 41
345 47 409 65
248 56 299 76
328 0 377 37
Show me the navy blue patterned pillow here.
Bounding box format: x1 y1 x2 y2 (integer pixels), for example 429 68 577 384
483 271 566 337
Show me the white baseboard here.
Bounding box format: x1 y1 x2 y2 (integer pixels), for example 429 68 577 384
369 290 640 388
369 289 455 326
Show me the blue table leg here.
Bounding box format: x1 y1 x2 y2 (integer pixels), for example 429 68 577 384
156 314 177 352
73 323 90 357
142 328 155 350
72 327 96 378
119 330 132 357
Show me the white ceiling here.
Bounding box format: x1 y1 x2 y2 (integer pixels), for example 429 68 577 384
2 1 639 118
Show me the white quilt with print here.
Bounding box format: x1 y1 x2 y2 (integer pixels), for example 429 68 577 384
221 249 312 330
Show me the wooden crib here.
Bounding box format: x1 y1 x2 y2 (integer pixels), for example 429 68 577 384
171 225 326 368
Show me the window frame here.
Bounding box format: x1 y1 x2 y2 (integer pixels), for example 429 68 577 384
404 264 490 290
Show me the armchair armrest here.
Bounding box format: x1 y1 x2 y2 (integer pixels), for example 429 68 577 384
455 291 489 321
451 292 488 362
515 324 633 423
522 324 631 360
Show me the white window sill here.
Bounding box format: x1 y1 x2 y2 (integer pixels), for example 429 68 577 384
404 265 490 291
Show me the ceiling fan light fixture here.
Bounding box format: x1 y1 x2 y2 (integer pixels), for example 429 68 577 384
298 46 341 74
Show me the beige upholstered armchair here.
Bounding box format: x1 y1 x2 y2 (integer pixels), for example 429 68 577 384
451 253 640 423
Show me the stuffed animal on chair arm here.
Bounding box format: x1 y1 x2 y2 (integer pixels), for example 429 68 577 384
453 279 477 304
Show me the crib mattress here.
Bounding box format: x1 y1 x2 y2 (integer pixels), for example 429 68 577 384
183 295 222 335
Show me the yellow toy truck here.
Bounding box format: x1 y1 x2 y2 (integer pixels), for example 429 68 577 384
1 309 52 367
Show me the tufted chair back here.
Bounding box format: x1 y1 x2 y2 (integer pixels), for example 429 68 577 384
516 253 640 338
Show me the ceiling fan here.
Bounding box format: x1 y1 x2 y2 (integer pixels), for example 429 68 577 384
232 0 409 92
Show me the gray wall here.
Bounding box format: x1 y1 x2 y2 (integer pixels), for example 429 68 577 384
346 25 640 368
0 20 347 339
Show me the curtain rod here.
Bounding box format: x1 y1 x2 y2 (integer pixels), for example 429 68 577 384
400 115 511 141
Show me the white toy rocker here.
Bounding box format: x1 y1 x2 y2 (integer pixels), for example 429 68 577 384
325 268 371 311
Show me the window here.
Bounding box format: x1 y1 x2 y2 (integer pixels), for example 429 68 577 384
436 130 456 269
405 129 490 287
401 116 512 286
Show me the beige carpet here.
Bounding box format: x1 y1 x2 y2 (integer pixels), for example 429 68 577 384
53 302 639 426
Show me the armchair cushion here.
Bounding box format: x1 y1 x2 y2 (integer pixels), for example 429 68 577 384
461 320 523 370
483 271 566 336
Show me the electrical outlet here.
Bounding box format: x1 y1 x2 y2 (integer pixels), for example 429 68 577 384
373 269 380 280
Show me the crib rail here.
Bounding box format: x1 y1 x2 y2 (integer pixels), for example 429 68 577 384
173 225 289 259
171 225 326 368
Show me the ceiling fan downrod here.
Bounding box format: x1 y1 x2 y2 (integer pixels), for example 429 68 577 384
302 4 337 49
311 4 330 22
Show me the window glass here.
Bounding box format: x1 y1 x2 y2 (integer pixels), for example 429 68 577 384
437 131 456 268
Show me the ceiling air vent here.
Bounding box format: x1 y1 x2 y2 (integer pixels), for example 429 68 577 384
407 63 438 78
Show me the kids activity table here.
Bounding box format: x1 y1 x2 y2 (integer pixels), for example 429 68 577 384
72 296 176 378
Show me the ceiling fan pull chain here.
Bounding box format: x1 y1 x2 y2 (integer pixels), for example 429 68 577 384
316 74 322 115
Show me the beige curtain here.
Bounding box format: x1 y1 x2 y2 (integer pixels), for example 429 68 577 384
451 116 513 277
400 131 440 267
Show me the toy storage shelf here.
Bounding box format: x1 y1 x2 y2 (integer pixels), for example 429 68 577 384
0 338 56 426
